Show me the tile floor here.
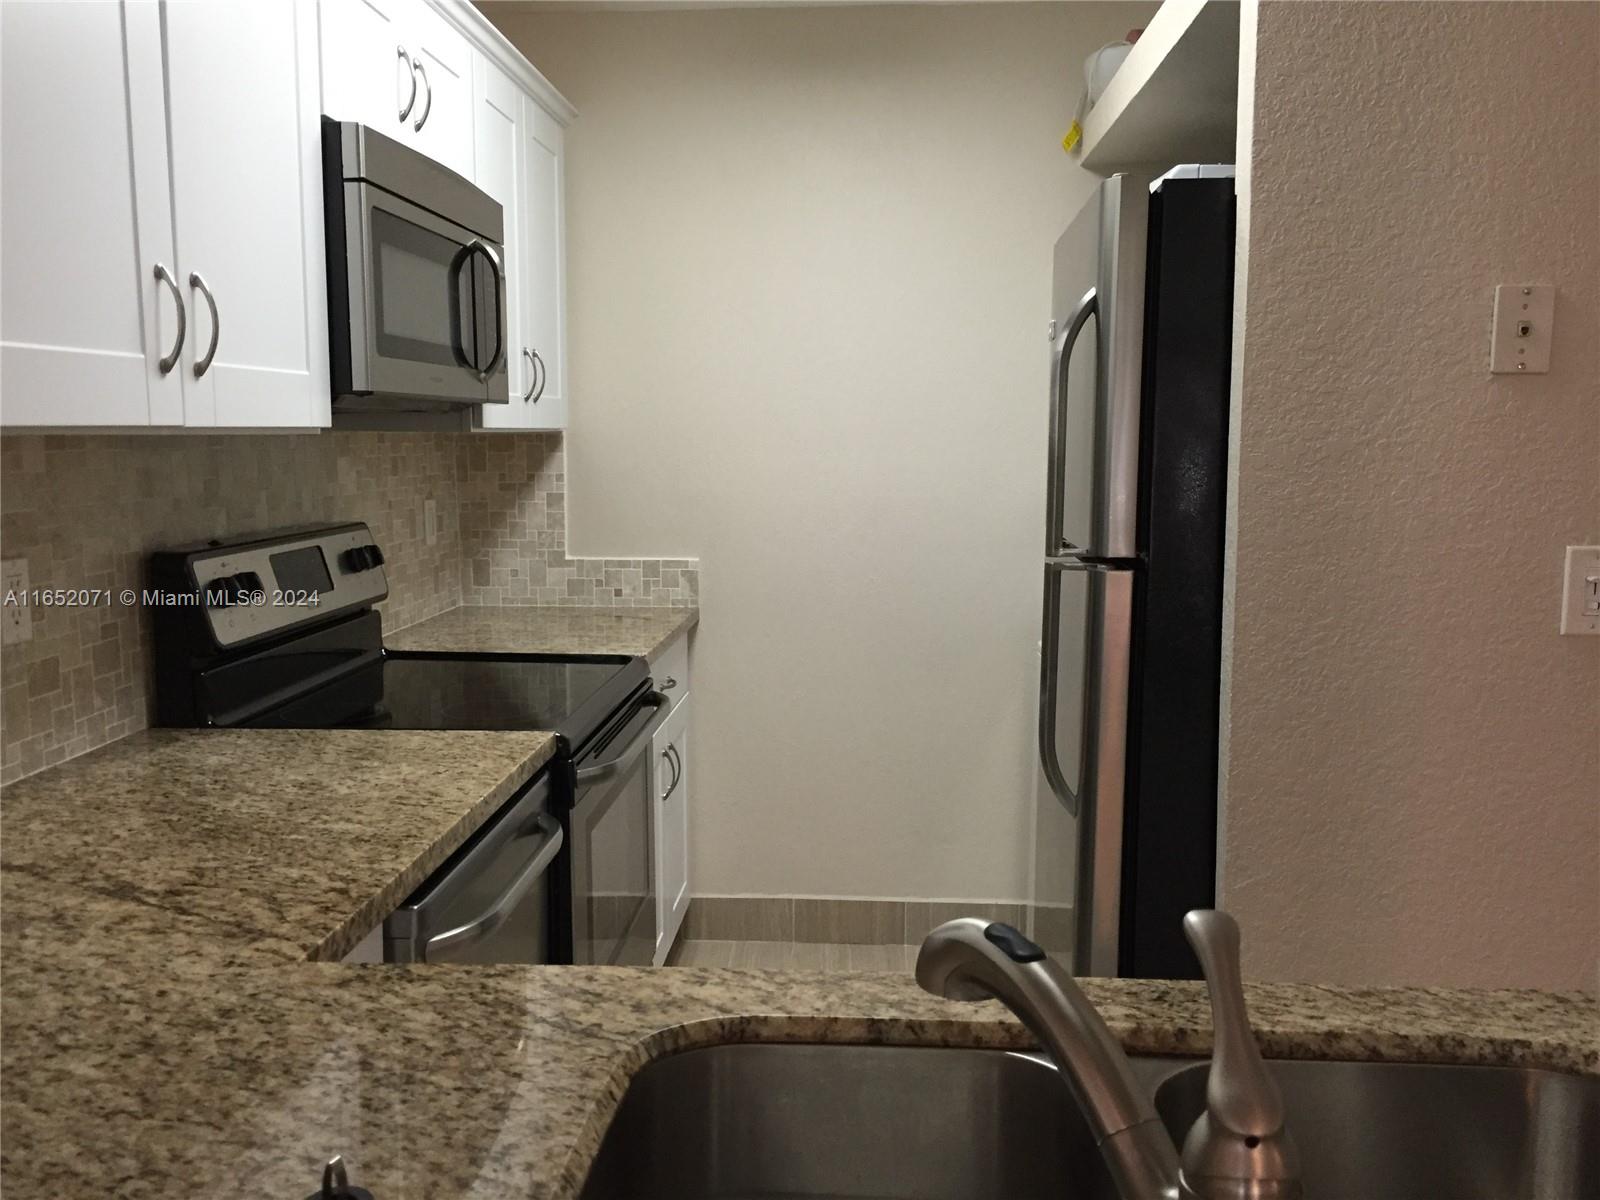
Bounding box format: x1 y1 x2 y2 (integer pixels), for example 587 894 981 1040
665 939 920 973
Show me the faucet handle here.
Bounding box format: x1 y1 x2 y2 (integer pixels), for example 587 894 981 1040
1180 909 1302 1200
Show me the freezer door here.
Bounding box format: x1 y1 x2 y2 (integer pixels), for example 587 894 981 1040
1046 176 1148 560
1033 560 1133 977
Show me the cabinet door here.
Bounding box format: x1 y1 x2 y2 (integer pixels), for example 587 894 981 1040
0 0 181 427
652 694 692 963
519 96 568 430
320 0 417 139
408 2 475 181
164 0 328 427
471 53 532 430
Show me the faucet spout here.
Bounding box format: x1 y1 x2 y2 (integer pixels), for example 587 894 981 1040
916 919 1182 1200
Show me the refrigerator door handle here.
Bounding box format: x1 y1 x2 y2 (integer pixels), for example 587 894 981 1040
1046 287 1098 558
1038 564 1083 819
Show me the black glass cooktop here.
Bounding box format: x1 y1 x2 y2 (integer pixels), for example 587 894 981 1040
241 652 638 733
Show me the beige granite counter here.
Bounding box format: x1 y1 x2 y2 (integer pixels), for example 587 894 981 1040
1 724 1594 1198
388 604 697 663
0 727 556 962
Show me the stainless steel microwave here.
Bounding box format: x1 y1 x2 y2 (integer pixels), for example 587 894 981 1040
322 118 509 412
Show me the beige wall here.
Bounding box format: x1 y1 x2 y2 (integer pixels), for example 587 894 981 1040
490 2 1154 901
1221 1 1600 990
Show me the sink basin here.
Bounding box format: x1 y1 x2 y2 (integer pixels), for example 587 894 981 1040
1155 1058 1600 1200
578 1044 1124 1200
580 1044 1600 1200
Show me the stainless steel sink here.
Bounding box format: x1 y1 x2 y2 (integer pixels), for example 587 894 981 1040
578 1044 1124 1200
579 1044 1600 1200
1154 1058 1600 1200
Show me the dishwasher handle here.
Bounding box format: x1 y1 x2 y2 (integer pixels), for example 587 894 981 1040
422 815 563 959
574 691 671 786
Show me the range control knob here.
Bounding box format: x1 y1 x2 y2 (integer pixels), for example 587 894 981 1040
340 544 385 573
205 573 256 608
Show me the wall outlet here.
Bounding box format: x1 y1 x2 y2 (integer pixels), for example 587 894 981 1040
2 558 32 645
1559 545 1600 636
1490 284 1554 374
424 497 438 547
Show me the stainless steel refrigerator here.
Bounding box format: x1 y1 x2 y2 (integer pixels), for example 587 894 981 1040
1032 168 1235 980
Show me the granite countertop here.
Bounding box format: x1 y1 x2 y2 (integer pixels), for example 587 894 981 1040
0 728 556 962
1 722 1595 1197
388 604 698 663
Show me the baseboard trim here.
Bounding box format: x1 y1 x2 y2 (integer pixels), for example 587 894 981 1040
683 894 1051 946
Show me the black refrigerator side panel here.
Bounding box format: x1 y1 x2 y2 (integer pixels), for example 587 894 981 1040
1121 179 1234 979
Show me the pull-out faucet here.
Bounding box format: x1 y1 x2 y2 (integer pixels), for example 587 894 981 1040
915 910 1301 1200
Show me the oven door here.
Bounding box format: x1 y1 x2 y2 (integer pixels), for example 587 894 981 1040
567 690 672 966
384 773 562 964
335 180 509 408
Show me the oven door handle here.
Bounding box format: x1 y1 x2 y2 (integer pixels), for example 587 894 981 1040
422 815 563 959
574 691 671 785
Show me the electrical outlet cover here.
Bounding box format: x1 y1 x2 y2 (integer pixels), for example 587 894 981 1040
1490 284 1554 374
2 558 31 645
1559 545 1600 636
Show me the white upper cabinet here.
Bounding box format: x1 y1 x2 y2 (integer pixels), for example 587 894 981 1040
2 0 567 432
471 54 530 430
321 0 474 181
319 0 412 134
470 51 568 432
1 1 180 427
518 97 569 430
408 2 476 181
164 0 328 427
1 0 326 429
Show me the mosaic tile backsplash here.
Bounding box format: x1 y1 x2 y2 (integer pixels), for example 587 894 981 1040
0 431 697 785
459 435 699 608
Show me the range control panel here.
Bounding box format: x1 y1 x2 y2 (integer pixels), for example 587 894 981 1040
151 523 390 650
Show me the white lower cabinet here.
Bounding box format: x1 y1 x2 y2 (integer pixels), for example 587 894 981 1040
652 691 692 964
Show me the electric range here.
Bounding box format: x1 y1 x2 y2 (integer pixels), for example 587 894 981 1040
150 522 670 967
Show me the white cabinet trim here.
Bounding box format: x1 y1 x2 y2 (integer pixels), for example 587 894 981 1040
427 0 576 126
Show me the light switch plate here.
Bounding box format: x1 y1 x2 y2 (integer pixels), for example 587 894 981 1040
2 558 31 645
1490 284 1554 374
1559 545 1600 636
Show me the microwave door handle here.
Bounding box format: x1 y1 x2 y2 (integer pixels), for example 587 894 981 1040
421 816 564 960
575 691 671 785
467 239 505 382
450 242 479 373
1047 287 1097 558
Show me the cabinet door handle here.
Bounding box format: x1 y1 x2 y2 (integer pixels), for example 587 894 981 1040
397 45 417 121
412 59 432 131
152 263 186 376
189 271 219 379
529 348 546 403
521 349 537 401
657 676 677 691
660 745 682 802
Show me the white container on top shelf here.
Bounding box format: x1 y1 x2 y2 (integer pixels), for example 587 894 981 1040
1 0 329 429
1078 0 1241 175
